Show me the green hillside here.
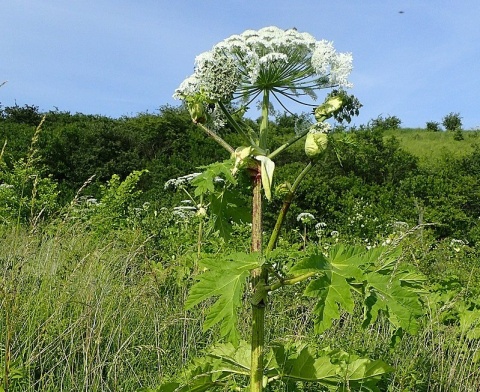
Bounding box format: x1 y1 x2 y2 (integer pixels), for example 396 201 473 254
384 128 480 166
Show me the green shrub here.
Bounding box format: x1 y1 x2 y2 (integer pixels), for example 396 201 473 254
442 112 462 131
453 128 464 141
426 121 441 132
370 114 402 130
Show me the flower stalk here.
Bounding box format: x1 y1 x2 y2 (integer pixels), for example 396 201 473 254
250 91 269 392
266 161 314 253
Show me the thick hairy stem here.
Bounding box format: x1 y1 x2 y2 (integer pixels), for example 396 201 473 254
250 163 266 392
251 166 263 254
259 93 270 151
251 91 270 392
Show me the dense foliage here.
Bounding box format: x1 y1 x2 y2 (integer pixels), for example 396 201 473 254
1 104 479 244
1 103 480 390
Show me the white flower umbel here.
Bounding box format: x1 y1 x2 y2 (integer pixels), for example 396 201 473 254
308 121 332 134
315 221 327 230
173 26 353 110
164 173 201 190
297 212 315 225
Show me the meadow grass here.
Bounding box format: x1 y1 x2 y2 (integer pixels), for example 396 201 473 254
2 220 480 391
0 221 215 391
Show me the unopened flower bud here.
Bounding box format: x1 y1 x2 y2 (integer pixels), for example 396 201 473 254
196 205 207 217
275 182 292 198
305 131 328 159
187 101 207 124
314 95 344 122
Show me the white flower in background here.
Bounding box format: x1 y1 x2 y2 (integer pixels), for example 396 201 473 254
173 26 353 109
86 197 99 205
172 205 197 220
297 212 316 225
450 238 467 252
164 173 201 190
393 221 409 232
315 222 327 239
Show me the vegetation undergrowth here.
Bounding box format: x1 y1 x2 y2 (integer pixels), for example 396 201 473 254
2 39 480 392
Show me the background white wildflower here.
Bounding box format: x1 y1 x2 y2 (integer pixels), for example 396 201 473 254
297 212 316 225
164 173 201 190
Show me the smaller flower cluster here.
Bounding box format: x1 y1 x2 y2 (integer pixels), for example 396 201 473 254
297 212 316 224
164 173 201 190
172 205 197 220
308 122 332 134
450 238 467 252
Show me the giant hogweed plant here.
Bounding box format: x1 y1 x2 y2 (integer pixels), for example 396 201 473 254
154 27 425 392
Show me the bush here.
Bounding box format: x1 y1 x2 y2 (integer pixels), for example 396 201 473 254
453 128 464 141
426 121 441 132
442 112 462 131
370 115 402 130
0 103 43 125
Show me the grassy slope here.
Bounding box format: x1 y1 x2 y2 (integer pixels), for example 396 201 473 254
384 128 480 167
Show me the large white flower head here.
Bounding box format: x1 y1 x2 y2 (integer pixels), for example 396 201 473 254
173 26 353 109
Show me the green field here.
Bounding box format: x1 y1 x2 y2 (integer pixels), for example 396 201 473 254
384 128 480 166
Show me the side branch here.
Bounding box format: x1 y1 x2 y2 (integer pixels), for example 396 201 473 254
268 128 309 160
196 123 235 154
266 162 314 253
268 113 330 160
266 272 316 292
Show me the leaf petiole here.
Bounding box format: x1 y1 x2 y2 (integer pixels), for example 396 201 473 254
266 272 316 293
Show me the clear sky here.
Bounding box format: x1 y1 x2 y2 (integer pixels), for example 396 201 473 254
1 1 479 129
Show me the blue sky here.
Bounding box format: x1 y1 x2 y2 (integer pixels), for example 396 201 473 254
1 0 479 129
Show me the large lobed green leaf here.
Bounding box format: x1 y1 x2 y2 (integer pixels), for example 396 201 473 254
290 244 425 335
362 247 425 334
209 187 251 239
290 245 366 333
185 252 262 345
191 160 237 197
152 341 392 392
268 343 393 391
